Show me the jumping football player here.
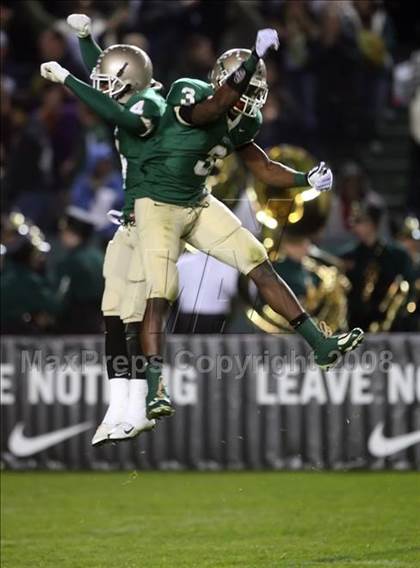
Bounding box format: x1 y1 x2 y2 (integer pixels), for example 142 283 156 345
41 14 166 445
42 16 283 440
126 44 364 425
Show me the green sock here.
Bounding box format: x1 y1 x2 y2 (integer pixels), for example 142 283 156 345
145 357 163 403
294 317 325 350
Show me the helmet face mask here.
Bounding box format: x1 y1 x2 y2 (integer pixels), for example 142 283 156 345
90 72 128 99
211 48 268 117
236 77 268 117
90 44 153 103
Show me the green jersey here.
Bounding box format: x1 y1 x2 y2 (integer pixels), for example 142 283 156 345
113 88 166 219
133 78 262 205
69 34 166 221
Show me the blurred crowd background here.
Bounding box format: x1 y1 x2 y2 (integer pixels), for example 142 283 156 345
1 0 419 335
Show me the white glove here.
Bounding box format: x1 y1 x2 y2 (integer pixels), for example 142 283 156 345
255 28 280 58
40 61 70 84
67 13 91 38
307 161 333 192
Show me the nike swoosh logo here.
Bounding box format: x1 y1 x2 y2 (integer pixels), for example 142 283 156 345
337 332 352 346
8 421 93 457
368 422 420 457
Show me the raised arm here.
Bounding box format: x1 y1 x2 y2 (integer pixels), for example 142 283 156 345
40 62 154 135
237 142 333 192
67 14 102 73
179 29 279 126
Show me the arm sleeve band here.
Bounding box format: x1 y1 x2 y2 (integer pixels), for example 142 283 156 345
225 50 259 94
293 172 308 187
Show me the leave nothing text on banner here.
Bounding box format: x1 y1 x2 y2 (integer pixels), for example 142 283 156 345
1 334 419 470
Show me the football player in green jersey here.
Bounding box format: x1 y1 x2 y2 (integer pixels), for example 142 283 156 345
41 13 168 445
130 42 364 423
41 19 282 437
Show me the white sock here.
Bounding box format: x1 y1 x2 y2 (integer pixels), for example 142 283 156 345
102 378 129 425
125 380 149 428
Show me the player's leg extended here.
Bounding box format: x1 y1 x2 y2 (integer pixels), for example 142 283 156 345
134 197 186 419
188 196 364 369
248 261 364 367
92 227 132 446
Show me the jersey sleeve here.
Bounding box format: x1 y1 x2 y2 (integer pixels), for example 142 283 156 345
166 78 211 108
79 35 102 73
167 78 213 127
64 75 154 136
233 111 263 148
126 94 163 137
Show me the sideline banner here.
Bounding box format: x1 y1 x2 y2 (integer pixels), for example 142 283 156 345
1 334 419 470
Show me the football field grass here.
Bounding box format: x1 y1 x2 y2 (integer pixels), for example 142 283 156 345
2 471 420 567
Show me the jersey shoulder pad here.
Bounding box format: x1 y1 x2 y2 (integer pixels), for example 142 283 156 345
125 91 165 119
166 78 213 107
244 110 263 135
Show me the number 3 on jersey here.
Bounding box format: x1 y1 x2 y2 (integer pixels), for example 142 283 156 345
180 87 196 106
194 145 228 176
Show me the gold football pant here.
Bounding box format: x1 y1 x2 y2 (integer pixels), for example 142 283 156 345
134 194 268 302
101 225 146 323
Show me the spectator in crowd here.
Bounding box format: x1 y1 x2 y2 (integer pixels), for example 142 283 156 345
275 0 320 135
35 26 87 88
340 202 413 331
393 216 420 330
258 88 309 151
3 83 81 230
394 216 420 270
312 0 393 161
70 143 123 241
394 50 420 216
172 34 216 84
121 32 149 52
1 28 15 94
1 214 58 334
273 235 317 301
54 207 104 333
72 101 115 173
352 0 395 145
1 0 417 335
136 0 214 83
319 162 389 254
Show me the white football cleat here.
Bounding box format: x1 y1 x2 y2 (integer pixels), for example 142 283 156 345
108 419 156 441
91 423 117 447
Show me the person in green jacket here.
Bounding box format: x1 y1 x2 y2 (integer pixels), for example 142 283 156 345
1 220 58 334
55 206 104 333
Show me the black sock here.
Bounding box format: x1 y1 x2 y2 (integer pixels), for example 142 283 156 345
104 315 129 379
289 312 309 329
125 322 146 380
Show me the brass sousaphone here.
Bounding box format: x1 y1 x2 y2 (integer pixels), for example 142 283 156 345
210 145 349 332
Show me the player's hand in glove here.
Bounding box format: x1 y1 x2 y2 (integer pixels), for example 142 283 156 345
307 161 333 192
40 61 69 84
67 13 91 38
255 28 280 58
